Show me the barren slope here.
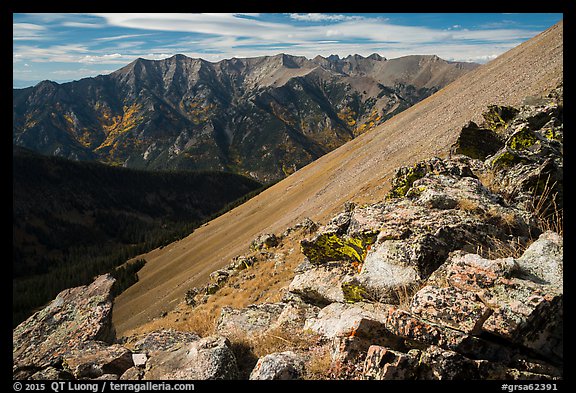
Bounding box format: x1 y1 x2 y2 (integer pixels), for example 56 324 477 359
113 21 563 336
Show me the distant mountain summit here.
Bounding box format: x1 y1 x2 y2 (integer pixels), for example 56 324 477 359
13 53 478 182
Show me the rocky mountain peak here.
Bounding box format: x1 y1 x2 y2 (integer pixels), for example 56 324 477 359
13 50 477 182
367 53 385 61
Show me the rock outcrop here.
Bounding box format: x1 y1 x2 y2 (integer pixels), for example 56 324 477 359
13 274 117 379
252 85 562 379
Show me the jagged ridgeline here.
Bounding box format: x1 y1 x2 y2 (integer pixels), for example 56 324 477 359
12 147 263 327
13 53 477 183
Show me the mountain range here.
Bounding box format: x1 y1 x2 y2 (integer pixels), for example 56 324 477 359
13 53 477 182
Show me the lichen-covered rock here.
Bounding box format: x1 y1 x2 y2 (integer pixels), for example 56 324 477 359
410 231 563 364
450 121 504 160
142 336 238 380
228 255 256 271
363 346 420 380
209 269 230 286
28 367 73 380
13 274 116 379
251 233 279 251
271 301 320 332
515 230 563 287
132 329 201 352
288 262 352 305
62 341 133 379
304 303 405 361
216 303 286 337
410 285 492 334
300 231 376 265
249 351 305 380
481 104 519 133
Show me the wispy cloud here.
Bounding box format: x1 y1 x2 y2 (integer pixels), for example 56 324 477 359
13 13 562 86
288 13 365 22
13 23 48 41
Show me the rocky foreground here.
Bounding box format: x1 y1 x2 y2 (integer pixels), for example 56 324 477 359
13 86 563 380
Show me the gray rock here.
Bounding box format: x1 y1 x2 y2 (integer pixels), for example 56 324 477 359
410 285 492 335
62 341 133 379
13 274 116 379
363 346 419 380
216 303 286 337
288 262 352 305
271 301 320 332
411 239 563 364
515 231 563 287
251 233 279 250
249 351 305 380
131 353 148 368
143 336 238 380
304 302 404 362
133 329 200 352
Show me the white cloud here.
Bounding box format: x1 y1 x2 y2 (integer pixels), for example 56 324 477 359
95 33 153 42
79 53 124 63
13 12 555 85
13 23 48 40
288 13 362 22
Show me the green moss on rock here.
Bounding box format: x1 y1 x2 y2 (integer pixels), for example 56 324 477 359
482 105 519 131
341 281 370 303
490 149 530 170
507 127 538 150
387 162 429 200
301 232 376 265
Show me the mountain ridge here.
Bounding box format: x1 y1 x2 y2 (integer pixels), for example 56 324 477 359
13 52 477 182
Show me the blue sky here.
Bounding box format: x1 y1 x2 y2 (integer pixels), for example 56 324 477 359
13 13 563 88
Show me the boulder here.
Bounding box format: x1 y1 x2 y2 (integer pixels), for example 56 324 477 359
304 303 405 361
249 351 305 380
410 231 563 364
228 255 256 271
251 233 279 250
288 262 352 305
13 274 116 379
410 285 492 335
271 301 320 332
450 121 504 160
481 104 519 133
363 346 420 380
62 341 133 379
132 329 201 352
514 230 563 287
216 303 286 337
143 335 238 380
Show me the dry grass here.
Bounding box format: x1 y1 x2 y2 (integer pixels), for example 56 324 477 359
121 227 306 339
529 175 563 235
391 282 426 310
474 235 530 260
457 198 482 212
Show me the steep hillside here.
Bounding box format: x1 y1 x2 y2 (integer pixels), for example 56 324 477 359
12 147 262 326
111 21 563 336
13 53 476 182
